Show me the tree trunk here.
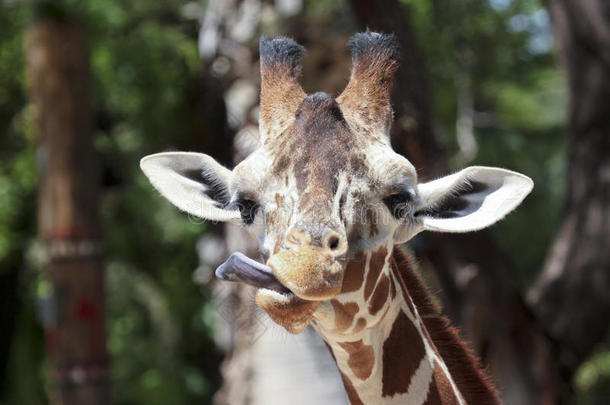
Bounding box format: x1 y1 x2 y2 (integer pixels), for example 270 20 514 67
529 0 610 385
26 15 110 405
349 1 563 403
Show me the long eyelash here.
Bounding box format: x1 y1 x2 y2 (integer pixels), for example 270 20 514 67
383 189 414 219
228 196 259 225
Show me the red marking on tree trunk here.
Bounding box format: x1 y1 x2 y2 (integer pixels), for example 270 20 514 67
75 298 99 322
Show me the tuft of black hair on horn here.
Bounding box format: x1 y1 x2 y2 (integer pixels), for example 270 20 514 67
259 36 306 70
348 29 400 63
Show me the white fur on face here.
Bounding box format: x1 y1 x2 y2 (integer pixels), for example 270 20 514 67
231 138 422 261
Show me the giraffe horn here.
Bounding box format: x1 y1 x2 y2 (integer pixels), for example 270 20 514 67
338 31 400 139
259 36 307 143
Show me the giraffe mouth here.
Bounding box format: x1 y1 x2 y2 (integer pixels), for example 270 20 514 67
216 252 323 334
215 252 292 295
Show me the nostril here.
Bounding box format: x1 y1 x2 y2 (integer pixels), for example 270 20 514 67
328 236 340 251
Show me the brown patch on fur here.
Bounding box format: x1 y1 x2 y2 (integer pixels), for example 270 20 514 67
283 92 353 215
349 154 368 176
273 155 290 174
342 253 367 293
341 373 365 405
392 248 501 405
331 300 360 332
364 247 387 300
266 213 276 227
365 207 379 237
424 362 461 405
265 195 280 228
381 311 426 397
353 317 367 333
424 380 443 405
368 273 390 315
274 193 282 204
273 239 282 255
338 340 375 381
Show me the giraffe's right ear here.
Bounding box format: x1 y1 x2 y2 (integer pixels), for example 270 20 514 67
140 152 241 222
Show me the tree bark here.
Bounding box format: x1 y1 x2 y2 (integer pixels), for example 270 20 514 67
349 1 564 403
529 0 610 384
26 16 110 405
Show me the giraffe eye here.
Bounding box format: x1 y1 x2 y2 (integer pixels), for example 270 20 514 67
383 190 414 219
229 196 259 225
237 198 259 225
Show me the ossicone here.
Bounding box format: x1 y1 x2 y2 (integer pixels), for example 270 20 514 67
338 30 401 139
259 36 307 142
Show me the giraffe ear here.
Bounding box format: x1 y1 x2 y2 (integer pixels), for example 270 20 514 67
140 152 241 222
411 166 533 234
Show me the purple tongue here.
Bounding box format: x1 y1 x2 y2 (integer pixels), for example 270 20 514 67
215 252 291 294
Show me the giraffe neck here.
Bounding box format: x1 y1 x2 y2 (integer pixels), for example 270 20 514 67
312 245 500 405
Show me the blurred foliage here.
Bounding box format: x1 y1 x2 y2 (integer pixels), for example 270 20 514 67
66 0 224 403
1 1 221 404
0 0 606 404
574 333 610 405
0 5 45 404
405 0 566 283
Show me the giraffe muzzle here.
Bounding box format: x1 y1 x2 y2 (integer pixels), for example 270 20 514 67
267 245 345 301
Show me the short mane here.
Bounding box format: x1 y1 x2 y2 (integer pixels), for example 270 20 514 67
391 247 501 405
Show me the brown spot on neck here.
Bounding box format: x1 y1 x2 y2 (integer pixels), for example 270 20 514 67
352 317 367 334
331 300 360 333
364 246 387 300
368 273 390 315
423 362 461 405
391 248 501 404
342 253 367 293
381 311 426 397
338 340 375 381
341 373 365 405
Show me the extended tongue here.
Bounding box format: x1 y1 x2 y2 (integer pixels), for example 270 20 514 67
215 252 291 294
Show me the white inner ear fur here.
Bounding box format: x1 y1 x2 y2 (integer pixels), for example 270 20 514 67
140 152 241 222
416 166 533 233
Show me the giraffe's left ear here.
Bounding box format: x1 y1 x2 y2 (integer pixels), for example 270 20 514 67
397 167 533 240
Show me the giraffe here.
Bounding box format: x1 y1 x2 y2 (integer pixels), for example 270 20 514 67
140 31 533 404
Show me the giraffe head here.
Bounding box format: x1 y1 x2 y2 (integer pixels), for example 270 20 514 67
141 32 533 334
